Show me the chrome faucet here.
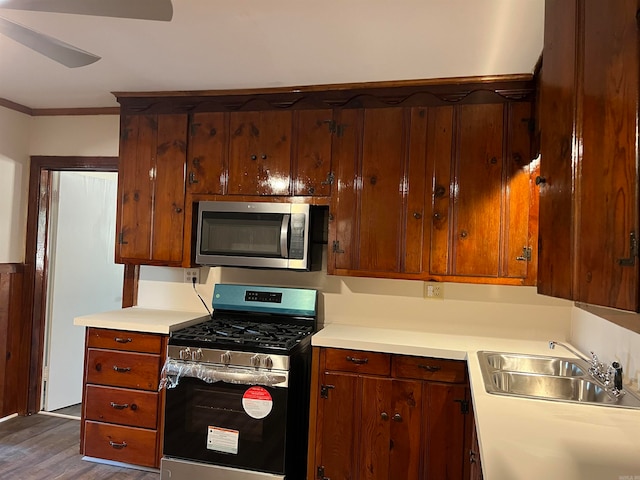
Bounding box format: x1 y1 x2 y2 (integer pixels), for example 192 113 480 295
548 341 591 363
549 341 625 398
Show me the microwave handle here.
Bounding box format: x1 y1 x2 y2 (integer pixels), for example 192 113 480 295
280 214 290 259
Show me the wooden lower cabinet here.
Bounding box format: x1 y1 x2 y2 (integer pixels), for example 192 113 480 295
80 328 167 469
309 347 472 480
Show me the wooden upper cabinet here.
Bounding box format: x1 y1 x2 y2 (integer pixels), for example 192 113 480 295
187 112 228 195
228 110 293 195
329 107 427 275
427 102 537 283
539 0 639 310
116 113 188 265
293 109 334 196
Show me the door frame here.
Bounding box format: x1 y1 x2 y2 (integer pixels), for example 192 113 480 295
21 156 138 415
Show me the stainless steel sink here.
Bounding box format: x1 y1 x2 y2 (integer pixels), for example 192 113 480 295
478 351 640 409
484 352 585 376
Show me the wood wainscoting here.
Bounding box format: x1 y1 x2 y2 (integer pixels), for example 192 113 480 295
0 263 26 418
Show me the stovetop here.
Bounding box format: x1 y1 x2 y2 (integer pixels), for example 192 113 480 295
169 316 314 353
170 284 318 354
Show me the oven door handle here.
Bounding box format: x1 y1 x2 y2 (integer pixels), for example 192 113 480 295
280 214 290 259
160 359 289 389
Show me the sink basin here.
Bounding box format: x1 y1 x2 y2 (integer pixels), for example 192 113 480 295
491 371 606 402
484 352 585 376
477 351 640 409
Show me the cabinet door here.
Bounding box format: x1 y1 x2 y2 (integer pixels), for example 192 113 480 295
537 0 578 299
329 108 361 271
293 109 334 196
359 108 407 272
360 377 422 480
423 383 468 480
429 103 536 281
330 108 424 275
453 103 504 276
228 110 292 195
117 113 187 264
315 372 359 480
576 0 639 310
187 112 228 194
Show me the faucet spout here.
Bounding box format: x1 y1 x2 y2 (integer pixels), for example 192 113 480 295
548 340 591 363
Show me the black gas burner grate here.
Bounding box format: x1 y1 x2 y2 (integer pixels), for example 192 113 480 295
170 317 314 352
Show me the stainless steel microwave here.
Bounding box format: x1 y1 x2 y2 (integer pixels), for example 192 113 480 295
195 201 324 270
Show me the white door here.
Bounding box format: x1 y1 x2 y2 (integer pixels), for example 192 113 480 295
42 171 124 412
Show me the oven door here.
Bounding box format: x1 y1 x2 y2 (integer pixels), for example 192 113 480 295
164 375 289 474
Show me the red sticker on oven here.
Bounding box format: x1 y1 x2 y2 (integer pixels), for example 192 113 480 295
242 386 273 419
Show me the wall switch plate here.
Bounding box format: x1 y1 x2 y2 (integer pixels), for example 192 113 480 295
424 281 444 300
184 268 200 284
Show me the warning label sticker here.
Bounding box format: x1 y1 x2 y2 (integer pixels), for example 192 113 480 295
242 386 273 419
207 426 239 454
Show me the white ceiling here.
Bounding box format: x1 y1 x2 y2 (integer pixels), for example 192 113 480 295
0 0 544 110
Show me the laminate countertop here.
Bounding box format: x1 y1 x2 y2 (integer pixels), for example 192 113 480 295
312 324 640 480
73 306 208 334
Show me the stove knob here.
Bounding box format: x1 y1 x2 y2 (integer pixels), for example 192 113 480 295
193 348 203 361
221 351 232 365
263 356 273 369
250 355 261 367
180 347 191 360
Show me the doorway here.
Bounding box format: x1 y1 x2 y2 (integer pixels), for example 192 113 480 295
21 156 138 416
41 171 123 414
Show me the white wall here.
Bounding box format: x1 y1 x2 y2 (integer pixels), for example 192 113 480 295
0 107 31 263
0 108 119 263
29 116 119 156
137 261 573 342
571 306 640 394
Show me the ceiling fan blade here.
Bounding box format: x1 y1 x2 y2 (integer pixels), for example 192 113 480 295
0 0 173 21
0 16 100 68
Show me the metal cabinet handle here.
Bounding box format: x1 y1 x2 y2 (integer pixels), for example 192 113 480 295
109 441 127 449
112 366 131 373
392 413 402 422
114 337 132 344
381 412 389 420
110 402 129 410
413 212 422 219
346 356 369 365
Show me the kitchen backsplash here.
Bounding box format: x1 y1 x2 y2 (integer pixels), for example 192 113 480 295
137 260 572 342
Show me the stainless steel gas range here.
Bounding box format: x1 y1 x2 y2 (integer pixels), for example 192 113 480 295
159 284 318 480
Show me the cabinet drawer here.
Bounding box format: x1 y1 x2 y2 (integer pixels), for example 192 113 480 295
83 421 158 468
87 328 163 354
86 349 161 391
324 348 391 375
84 385 159 429
392 355 467 383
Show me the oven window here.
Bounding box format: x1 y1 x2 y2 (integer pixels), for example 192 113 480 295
164 377 288 474
200 212 284 257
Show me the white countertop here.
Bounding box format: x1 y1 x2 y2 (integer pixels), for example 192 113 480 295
73 306 208 334
312 324 640 480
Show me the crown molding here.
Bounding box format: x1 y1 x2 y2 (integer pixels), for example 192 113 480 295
0 98 119 116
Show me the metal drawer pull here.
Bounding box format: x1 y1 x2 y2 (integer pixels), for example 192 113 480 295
417 364 441 372
109 441 127 449
346 356 368 365
381 412 389 420
110 402 129 410
114 337 132 344
393 413 402 422
112 366 131 373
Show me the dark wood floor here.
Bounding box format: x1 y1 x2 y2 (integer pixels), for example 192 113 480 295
0 414 159 479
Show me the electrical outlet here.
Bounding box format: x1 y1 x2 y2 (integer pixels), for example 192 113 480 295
424 281 444 300
184 268 200 284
